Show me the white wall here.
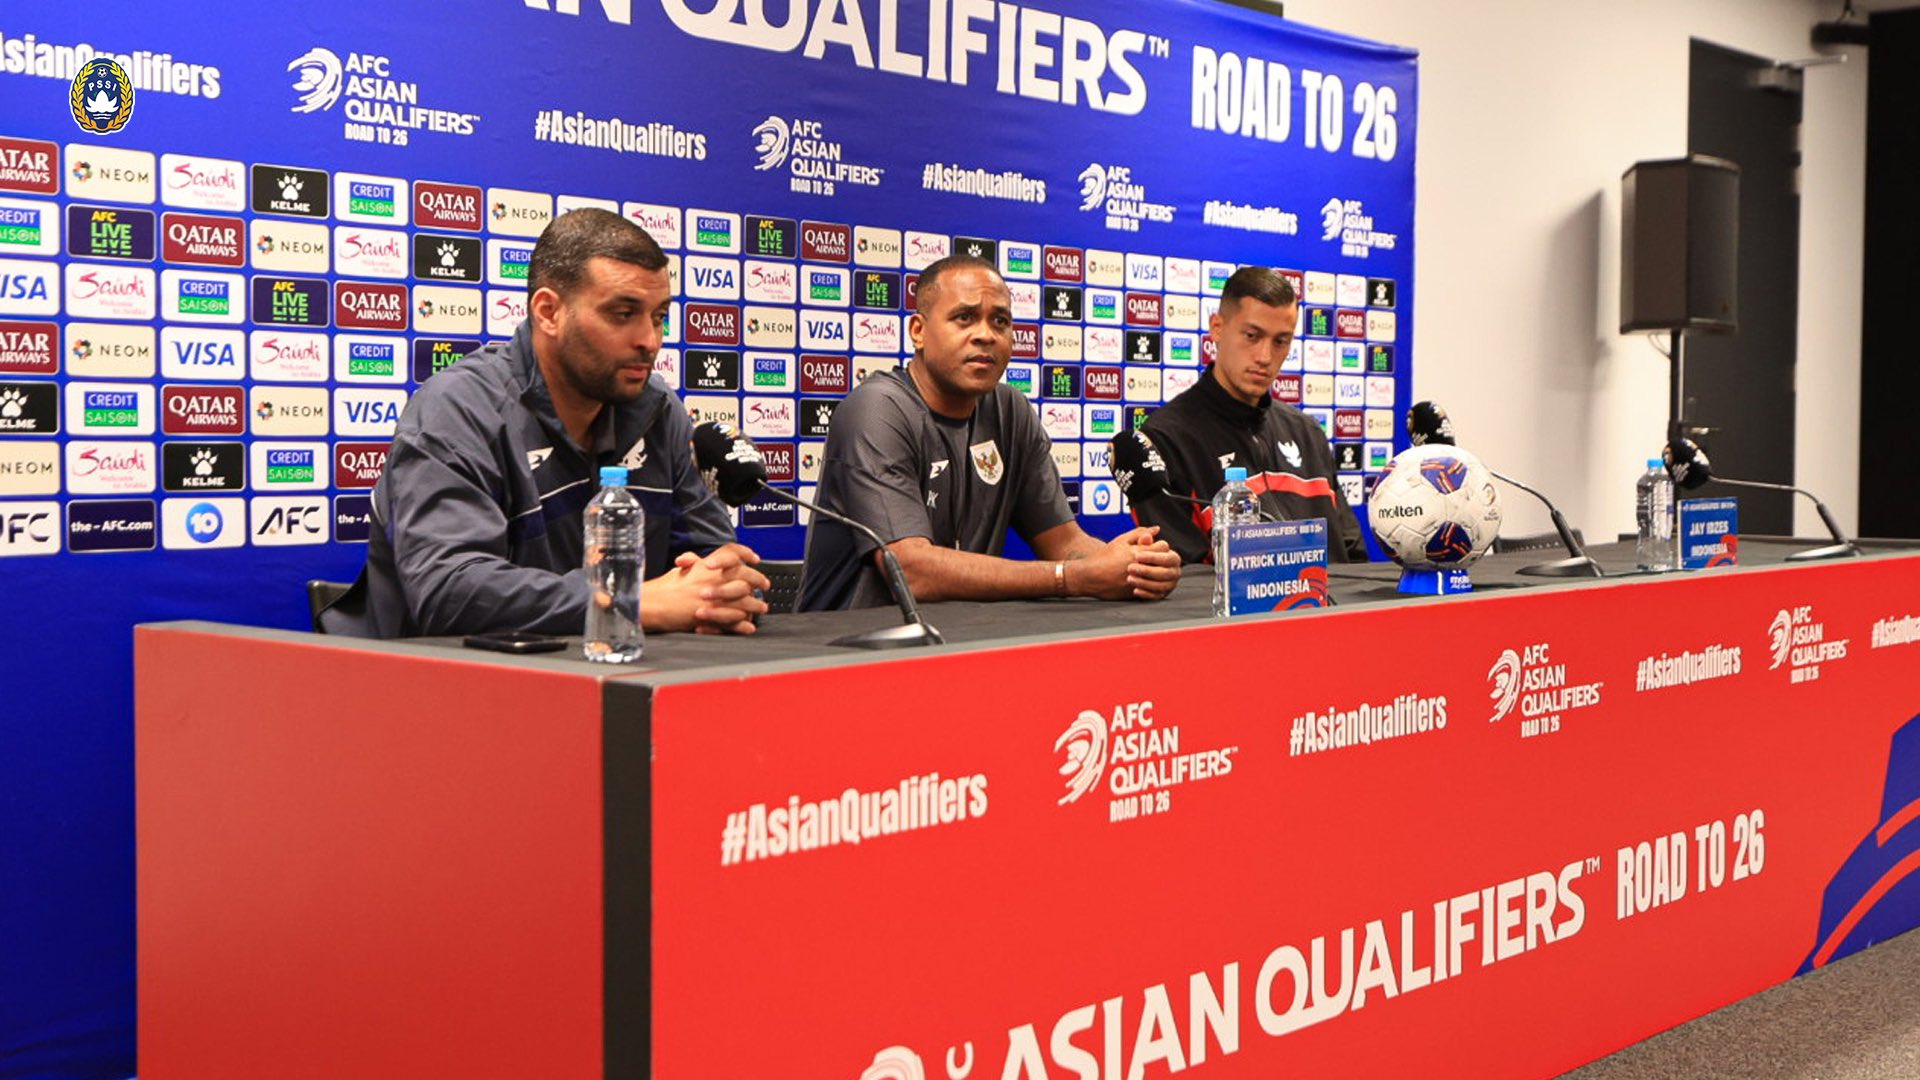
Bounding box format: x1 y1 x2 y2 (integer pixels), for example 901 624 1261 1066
1279 0 1865 540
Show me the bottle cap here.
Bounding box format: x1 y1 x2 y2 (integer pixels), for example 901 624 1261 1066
1647 458 1661 469
599 466 630 486
1224 467 1249 482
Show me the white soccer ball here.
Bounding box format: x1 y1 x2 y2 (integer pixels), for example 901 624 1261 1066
1367 445 1502 568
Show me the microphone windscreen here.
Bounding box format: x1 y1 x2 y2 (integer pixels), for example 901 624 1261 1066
1108 429 1168 502
1407 401 1456 446
1663 439 1713 490
691 420 768 506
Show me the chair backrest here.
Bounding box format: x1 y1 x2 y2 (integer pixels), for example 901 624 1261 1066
306 579 355 633
758 560 804 616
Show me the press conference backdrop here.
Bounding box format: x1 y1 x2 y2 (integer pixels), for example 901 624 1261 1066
0 2 1415 1073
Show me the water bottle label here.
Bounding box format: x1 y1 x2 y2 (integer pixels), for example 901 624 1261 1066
1678 497 1739 570
1219 517 1328 616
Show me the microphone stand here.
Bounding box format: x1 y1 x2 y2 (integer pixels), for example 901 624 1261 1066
748 486 945 648
1700 477 1860 561
1491 471 1604 578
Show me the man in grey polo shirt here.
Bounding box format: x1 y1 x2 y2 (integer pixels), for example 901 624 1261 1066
797 255 1181 611
330 209 768 638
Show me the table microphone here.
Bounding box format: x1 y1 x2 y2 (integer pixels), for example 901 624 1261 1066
1407 401 1601 577
690 421 943 648
1662 438 1859 561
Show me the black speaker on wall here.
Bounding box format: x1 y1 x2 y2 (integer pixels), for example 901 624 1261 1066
1620 154 1740 333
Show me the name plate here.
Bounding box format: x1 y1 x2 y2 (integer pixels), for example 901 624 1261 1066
1222 517 1328 616
1679 497 1739 570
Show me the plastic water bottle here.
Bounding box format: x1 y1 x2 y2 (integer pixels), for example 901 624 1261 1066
1211 466 1261 616
582 465 644 662
1635 457 1675 572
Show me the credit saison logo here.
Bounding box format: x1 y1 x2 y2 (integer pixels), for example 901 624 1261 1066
566 0 1158 116
335 336 403 381
167 272 237 318
804 267 847 305
692 211 736 251
340 176 401 222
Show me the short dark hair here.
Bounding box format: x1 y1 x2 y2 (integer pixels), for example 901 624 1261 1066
1219 266 1297 313
914 254 1002 314
527 208 667 297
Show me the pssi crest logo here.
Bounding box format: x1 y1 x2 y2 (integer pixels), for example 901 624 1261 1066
288 48 344 113
72 58 135 135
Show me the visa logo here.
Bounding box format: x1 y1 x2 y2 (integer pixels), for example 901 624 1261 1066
804 318 845 340
692 266 736 289
1 274 50 300
344 400 400 424
173 341 236 366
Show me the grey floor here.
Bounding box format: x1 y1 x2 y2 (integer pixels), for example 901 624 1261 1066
1559 928 1920 1079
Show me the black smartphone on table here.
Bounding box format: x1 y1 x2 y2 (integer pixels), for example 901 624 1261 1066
462 631 567 654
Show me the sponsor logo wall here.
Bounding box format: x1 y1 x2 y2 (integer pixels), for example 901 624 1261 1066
1 6 1413 1074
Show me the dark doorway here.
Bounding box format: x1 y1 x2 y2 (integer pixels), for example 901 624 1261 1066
1860 9 1920 538
1686 39 1803 534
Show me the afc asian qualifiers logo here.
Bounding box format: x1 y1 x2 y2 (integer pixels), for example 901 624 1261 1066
1487 649 1522 724
1054 699 1237 823
288 48 343 112
751 116 789 170
1054 710 1108 805
72 58 134 134
1484 642 1602 738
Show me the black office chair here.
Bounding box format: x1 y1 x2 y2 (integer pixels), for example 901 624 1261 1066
1493 529 1584 554
306 579 355 633
758 560 804 616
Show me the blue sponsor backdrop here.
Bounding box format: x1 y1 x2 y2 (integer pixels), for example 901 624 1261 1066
0 2 1414 1073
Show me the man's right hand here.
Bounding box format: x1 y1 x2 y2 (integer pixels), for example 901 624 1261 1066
644 543 770 634
1068 527 1182 601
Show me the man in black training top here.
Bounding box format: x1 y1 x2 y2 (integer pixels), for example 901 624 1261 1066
333 208 768 637
798 255 1183 610
1135 265 1368 563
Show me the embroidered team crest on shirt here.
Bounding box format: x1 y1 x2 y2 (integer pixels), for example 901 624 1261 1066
970 440 1004 485
1278 440 1303 468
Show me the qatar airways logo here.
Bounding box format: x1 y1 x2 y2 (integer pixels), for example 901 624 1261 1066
684 303 741 346
1124 292 1162 327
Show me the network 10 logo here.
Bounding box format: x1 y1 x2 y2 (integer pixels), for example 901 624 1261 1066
186 500 224 543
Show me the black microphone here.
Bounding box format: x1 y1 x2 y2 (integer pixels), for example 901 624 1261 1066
1407 400 1455 446
1405 402 1602 578
691 421 943 648
1663 438 1859 561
